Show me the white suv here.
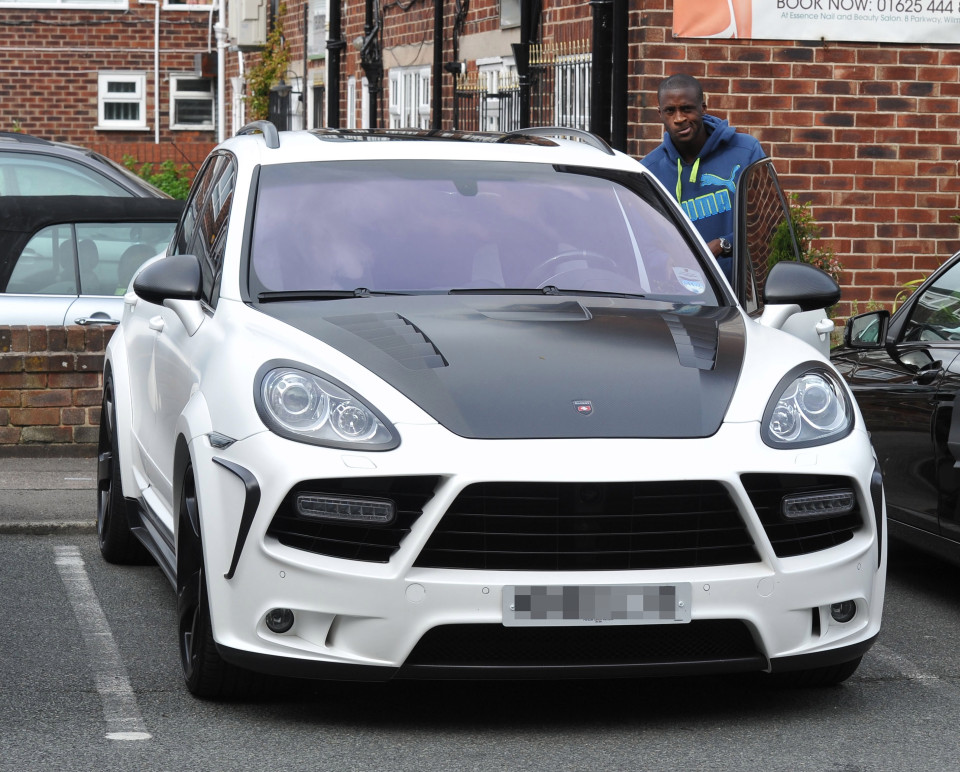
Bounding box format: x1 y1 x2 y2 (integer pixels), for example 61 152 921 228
98 123 885 697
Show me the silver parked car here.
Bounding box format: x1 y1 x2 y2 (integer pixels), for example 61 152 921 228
0 196 184 326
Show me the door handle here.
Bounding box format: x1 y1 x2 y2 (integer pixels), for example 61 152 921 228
148 315 165 333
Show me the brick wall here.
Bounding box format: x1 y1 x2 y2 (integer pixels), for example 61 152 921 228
0 6 216 169
0 326 113 456
629 2 960 320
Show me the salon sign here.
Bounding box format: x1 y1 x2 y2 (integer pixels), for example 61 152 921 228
673 0 960 44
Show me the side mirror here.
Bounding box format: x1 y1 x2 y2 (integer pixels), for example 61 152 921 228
762 260 841 311
844 310 890 349
133 254 202 306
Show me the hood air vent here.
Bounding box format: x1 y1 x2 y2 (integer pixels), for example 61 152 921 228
329 312 448 370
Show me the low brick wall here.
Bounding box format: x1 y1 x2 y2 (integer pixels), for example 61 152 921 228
0 326 113 457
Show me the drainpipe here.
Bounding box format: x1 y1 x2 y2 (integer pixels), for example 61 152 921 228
139 0 160 144
215 0 228 142
432 0 443 130
327 0 344 128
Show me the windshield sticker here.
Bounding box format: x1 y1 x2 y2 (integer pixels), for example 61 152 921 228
674 267 706 294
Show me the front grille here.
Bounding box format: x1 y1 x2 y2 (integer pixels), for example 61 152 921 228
741 473 863 557
404 620 761 668
266 476 439 562
413 481 760 570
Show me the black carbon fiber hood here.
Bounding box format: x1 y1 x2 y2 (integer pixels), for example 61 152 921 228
256 296 745 439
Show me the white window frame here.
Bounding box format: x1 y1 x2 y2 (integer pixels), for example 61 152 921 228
169 73 215 131
361 77 370 129
97 71 147 131
388 66 430 130
347 76 357 130
0 0 125 7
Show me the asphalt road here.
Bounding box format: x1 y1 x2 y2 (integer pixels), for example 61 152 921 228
3 457 960 771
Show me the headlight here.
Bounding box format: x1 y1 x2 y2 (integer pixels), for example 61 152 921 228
256 364 398 450
762 366 853 448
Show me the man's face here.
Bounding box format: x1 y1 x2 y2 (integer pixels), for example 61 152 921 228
657 86 707 157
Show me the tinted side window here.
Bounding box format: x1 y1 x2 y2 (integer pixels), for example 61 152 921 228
187 155 236 306
901 262 960 343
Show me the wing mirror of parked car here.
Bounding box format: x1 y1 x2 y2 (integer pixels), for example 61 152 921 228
763 261 842 312
843 310 890 349
132 253 205 336
133 253 202 305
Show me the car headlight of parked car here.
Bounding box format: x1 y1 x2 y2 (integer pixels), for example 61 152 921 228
256 364 398 449
762 366 853 448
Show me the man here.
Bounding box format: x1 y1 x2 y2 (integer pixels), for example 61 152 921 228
642 74 765 281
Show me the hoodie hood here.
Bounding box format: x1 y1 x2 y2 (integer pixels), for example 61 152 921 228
256 295 746 440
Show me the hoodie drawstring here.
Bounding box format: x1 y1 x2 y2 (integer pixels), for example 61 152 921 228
675 157 700 201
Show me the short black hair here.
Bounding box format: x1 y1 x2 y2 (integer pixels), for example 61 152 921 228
657 74 704 105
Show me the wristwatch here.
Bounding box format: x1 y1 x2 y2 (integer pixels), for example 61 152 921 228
718 237 732 256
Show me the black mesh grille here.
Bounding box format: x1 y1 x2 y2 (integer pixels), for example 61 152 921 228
413 481 760 570
266 476 439 562
741 473 863 557
404 621 760 668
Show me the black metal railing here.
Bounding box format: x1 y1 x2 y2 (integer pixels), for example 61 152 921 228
453 42 591 133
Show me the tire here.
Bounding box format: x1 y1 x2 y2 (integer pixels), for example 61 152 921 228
177 464 258 699
765 655 863 688
97 378 151 565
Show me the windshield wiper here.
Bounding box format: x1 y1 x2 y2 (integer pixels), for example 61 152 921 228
449 286 646 299
257 288 411 302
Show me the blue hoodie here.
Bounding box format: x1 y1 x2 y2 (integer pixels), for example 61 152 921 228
642 113 765 262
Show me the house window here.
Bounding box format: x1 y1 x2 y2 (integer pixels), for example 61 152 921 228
388 67 430 130
0 0 125 7
307 0 327 59
98 72 147 130
501 0 520 28
163 0 215 8
170 74 215 130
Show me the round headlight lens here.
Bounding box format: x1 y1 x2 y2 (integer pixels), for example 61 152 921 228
331 400 378 441
263 371 329 431
764 369 852 447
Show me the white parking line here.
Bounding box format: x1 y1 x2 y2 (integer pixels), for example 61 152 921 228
53 545 152 742
870 643 941 686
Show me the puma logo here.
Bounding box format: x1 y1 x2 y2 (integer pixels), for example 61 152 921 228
700 165 740 193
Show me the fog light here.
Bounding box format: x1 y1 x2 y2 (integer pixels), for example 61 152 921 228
296 494 396 525
265 608 295 633
830 600 857 624
782 489 856 520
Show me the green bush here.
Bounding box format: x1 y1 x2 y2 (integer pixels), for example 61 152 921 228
769 193 842 285
122 156 192 200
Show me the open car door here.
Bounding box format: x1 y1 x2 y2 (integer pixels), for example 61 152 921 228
732 158 836 355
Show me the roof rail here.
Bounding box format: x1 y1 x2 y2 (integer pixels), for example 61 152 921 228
504 126 615 156
237 121 280 149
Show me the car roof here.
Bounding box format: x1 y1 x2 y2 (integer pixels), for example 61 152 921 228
0 131 171 198
220 125 644 173
0 195 184 284
0 195 184 234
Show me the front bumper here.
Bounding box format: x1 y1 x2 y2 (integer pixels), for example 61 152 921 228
189 421 885 680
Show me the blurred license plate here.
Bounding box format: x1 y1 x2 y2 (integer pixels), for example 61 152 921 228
503 584 691 627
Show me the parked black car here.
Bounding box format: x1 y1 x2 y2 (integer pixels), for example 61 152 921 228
832 250 960 560
0 131 169 198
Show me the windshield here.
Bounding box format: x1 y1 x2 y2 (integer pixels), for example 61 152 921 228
248 160 719 304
